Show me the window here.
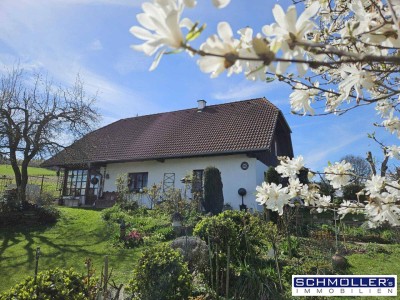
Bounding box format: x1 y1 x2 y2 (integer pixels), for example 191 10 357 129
128 172 148 192
64 169 88 197
191 169 204 200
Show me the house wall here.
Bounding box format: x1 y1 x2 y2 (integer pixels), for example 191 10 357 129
101 154 268 211
256 160 268 187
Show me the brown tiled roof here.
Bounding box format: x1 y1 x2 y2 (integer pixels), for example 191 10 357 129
42 98 288 167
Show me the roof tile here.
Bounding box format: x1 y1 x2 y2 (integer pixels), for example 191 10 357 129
42 98 284 167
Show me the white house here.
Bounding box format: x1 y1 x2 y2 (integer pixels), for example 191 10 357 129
42 98 293 210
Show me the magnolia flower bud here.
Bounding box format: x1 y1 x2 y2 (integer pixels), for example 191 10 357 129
252 38 275 65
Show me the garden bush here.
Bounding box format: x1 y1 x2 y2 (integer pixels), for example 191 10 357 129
193 210 269 265
0 267 97 300
231 264 282 300
36 205 60 224
171 236 209 273
126 244 191 300
120 229 144 249
193 211 271 297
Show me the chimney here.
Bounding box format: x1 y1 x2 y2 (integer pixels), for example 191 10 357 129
197 99 207 112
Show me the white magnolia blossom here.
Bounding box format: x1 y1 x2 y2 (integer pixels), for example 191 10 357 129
386 145 400 160
212 0 230 9
382 111 400 138
337 65 375 102
385 180 400 196
256 182 291 215
262 2 320 75
197 22 241 78
262 3 319 44
300 184 320 207
337 200 365 218
365 196 400 228
375 100 393 118
132 0 400 227
288 177 303 197
236 28 278 81
289 82 319 115
130 0 187 70
365 175 385 197
316 195 331 213
324 161 353 189
275 155 305 179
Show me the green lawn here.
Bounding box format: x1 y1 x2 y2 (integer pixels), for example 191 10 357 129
0 207 141 292
0 164 56 177
345 245 400 300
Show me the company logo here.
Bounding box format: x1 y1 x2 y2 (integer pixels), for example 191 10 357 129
292 275 397 296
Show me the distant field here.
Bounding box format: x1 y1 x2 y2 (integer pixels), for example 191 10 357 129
0 165 56 177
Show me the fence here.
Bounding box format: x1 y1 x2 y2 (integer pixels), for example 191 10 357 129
0 174 62 199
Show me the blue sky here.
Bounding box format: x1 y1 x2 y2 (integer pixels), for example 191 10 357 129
0 0 397 171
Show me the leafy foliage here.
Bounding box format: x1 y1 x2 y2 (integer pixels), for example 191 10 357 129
265 166 280 184
171 236 209 273
126 244 191 300
0 268 97 300
194 210 269 267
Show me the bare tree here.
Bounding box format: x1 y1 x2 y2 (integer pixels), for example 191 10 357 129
0 67 99 206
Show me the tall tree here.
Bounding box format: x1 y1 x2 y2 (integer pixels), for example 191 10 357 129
0 67 99 206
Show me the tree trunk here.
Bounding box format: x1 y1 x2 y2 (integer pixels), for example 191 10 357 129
9 151 24 207
19 161 30 207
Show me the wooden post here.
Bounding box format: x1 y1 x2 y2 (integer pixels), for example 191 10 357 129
40 175 45 195
103 256 109 294
208 235 214 291
34 246 41 298
34 246 40 283
225 245 230 299
215 244 219 299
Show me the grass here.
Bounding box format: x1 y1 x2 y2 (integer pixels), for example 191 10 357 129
297 237 400 300
345 244 400 300
0 164 56 177
0 207 142 292
0 164 59 196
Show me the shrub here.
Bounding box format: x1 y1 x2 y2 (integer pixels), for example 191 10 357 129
122 229 144 248
101 205 131 223
265 166 280 184
193 210 269 265
280 236 300 257
203 166 224 214
0 267 96 300
232 264 281 300
37 192 56 207
126 244 191 300
171 236 209 273
36 205 60 224
342 183 366 202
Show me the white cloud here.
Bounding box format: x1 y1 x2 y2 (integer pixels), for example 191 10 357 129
88 39 103 51
212 79 281 102
113 52 150 74
303 133 366 170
